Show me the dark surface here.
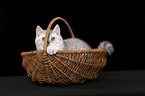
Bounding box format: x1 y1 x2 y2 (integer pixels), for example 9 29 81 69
0 70 145 96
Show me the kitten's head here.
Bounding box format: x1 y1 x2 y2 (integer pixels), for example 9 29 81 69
48 24 63 44
36 24 63 45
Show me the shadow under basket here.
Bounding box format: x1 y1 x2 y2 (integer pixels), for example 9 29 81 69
21 17 108 85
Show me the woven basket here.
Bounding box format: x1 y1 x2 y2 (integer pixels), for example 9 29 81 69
21 17 108 84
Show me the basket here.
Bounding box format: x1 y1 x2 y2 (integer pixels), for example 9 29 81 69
21 17 108 84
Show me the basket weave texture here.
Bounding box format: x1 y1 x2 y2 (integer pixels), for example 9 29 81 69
21 17 108 84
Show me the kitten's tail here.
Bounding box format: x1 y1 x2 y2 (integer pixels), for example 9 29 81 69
98 41 114 55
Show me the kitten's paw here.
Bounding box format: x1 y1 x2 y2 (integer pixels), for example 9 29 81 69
37 45 44 50
46 47 58 55
39 46 44 50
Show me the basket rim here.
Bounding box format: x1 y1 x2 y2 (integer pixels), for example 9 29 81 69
21 48 107 56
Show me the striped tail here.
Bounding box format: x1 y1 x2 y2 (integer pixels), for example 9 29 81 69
98 41 114 55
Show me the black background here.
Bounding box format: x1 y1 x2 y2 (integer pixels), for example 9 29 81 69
0 1 144 76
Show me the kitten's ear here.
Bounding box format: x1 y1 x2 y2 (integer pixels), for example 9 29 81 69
36 25 43 36
53 24 60 35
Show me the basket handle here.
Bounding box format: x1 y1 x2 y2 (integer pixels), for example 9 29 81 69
43 17 75 51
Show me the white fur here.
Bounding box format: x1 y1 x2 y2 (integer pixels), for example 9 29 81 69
64 38 92 51
46 24 64 55
35 26 47 50
35 24 114 55
35 24 92 55
98 41 114 55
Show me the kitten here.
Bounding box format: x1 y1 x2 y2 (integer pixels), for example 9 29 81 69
35 24 91 55
35 24 114 55
35 24 64 55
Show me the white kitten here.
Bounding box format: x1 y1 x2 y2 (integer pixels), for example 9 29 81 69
35 24 114 55
35 24 64 55
35 24 91 55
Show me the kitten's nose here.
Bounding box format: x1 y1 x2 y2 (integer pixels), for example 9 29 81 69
47 41 50 45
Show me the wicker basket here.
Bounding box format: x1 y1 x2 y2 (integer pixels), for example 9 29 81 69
21 17 108 84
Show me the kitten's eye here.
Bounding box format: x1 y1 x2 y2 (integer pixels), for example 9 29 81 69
42 37 45 41
51 37 55 41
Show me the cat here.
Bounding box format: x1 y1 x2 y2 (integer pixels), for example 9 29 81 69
35 24 114 55
35 24 92 55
